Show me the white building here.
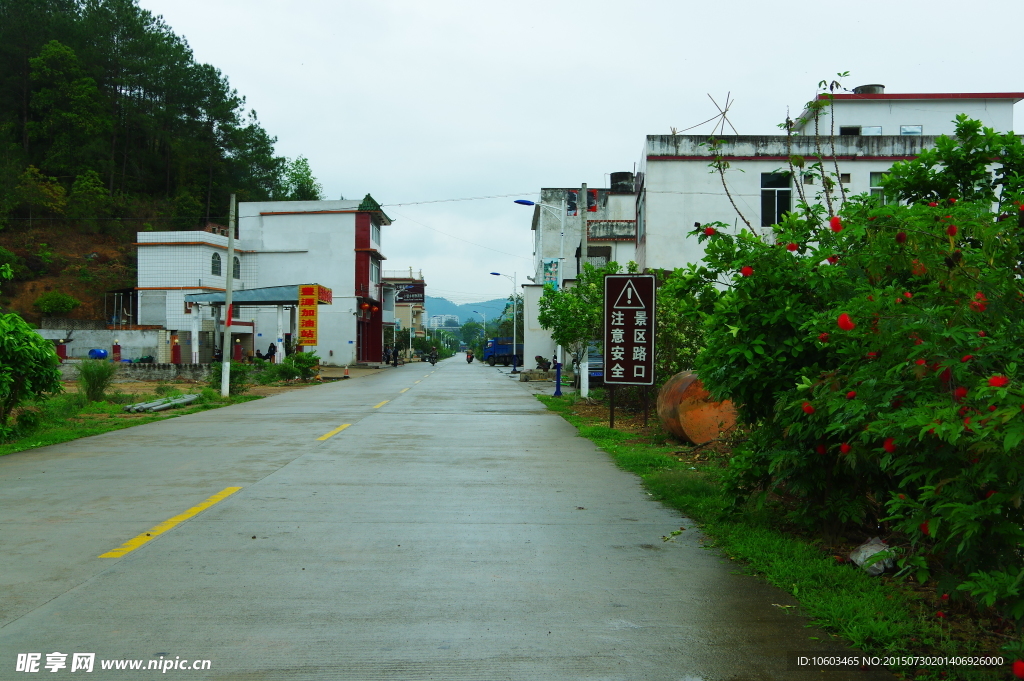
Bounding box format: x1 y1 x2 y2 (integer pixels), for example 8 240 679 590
636 86 1024 272
427 314 460 329
136 195 392 366
521 175 638 370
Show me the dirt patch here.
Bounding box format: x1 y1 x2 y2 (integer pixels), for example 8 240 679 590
61 379 322 398
0 227 135 324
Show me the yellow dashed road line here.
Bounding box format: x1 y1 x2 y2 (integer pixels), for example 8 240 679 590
317 423 351 441
400 388 409 393
100 487 241 558
373 400 390 408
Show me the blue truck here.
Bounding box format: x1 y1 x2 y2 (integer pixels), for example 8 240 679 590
483 337 524 367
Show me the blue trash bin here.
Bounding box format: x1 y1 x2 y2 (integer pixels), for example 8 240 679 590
88 349 108 360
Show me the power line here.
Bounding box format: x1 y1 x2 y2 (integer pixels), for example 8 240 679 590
382 192 537 207
387 209 532 261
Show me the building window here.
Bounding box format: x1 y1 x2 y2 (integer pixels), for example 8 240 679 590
862 126 882 136
211 253 221 276
839 126 861 135
371 222 380 246
870 172 888 203
840 173 851 184
901 125 923 136
371 259 380 287
232 256 241 279
760 173 791 227
803 174 815 185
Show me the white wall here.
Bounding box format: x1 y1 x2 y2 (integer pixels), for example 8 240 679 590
36 329 159 360
239 200 361 365
803 98 1016 137
521 284 555 370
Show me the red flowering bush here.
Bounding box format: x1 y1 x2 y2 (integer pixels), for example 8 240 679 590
676 116 1024 629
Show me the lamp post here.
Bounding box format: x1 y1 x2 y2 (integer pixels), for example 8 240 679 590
514 198 566 291
490 272 519 373
515 197 567 394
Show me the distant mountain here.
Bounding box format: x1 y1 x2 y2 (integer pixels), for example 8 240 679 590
424 296 510 324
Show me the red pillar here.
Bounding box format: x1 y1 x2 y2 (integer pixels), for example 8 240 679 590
171 343 181 364
233 342 243 362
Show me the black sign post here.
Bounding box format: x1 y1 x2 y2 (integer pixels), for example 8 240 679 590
603 274 656 428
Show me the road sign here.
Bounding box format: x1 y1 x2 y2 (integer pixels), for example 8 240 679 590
603 274 656 386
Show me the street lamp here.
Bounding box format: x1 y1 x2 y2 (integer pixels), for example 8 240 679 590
490 271 519 374
514 198 566 291
515 197 568 393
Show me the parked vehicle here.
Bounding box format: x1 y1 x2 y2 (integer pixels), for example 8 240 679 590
482 337 523 367
573 341 604 388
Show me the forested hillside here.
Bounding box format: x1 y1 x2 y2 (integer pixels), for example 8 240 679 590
0 0 321 323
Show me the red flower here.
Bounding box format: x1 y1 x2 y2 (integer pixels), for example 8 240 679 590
883 437 896 453
920 521 930 536
818 333 829 342
963 417 972 430
953 386 968 401
989 405 997 412
989 375 1009 387
915 339 923 345
867 351 878 359
928 201 939 207
961 355 973 363
840 443 851 454
941 593 949 601
949 198 957 203
815 444 827 455
786 242 798 252
986 490 997 499
911 260 927 276
935 611 946 618
801 402 815 414
740 266 753 277
826 255 838 264
898 494 906 499
837 313 856 331
703 226 716 236
975 291 987 301
903 291 912 299
946 224 958 236
970 301 987 312
829 216 843 232
978 331 986 337
1013 660 1024 679
846 391 856 399
941 368 953 385
895 232 907 243
915 359 926 365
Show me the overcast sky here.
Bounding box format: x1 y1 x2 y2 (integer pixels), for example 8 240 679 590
138 0 1024 305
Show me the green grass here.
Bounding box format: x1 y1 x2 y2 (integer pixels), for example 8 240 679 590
537 394 1005 680
0 390 261 458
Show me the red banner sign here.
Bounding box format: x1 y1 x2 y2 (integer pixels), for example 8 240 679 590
298 284 319 345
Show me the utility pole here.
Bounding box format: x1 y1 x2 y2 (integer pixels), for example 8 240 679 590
220 194 236 397
579 182 589 398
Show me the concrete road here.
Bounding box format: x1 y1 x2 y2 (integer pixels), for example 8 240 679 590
0 357 891 680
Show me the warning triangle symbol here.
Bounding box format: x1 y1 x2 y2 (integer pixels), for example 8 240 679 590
612 280 645 309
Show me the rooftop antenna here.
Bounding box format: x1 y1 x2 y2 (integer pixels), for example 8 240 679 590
669 92 739 136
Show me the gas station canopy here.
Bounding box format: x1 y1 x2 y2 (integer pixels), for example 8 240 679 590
184 285 333 306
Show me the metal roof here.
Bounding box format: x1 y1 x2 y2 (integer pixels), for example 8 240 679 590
184 285 315 306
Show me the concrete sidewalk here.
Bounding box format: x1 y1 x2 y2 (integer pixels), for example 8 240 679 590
0 356 890 680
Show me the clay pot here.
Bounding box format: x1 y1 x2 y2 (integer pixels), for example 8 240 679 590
657 371 737 445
